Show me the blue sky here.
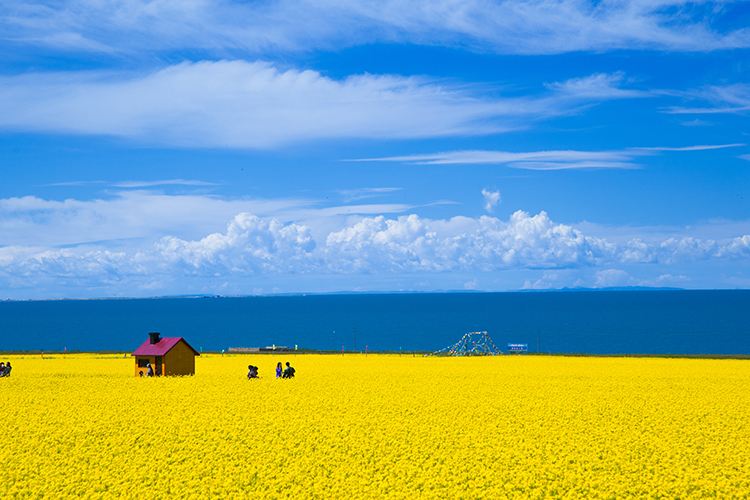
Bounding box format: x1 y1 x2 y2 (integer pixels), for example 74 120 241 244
1 0 750 298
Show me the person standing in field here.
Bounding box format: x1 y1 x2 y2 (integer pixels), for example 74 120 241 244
146 363 154 377
282 362 295 378
276 362 283 379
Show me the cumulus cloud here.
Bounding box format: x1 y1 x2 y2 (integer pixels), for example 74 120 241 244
0 245 153 279
481 189 501 212
593 269 633 288
156 213 316 275
323 210 610 273
3 210 750 292
522 271 559 290
464 278 479 290
2 0 748 56
718 235 750 258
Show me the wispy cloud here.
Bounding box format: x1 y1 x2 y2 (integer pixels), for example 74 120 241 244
629 144 745 152
679 119 713 127
351 143 746 169
2 0 748 56
664 84 750 114
46 179 221 188
544 72 646 99
113 179 222 188
0 64 644 148
337 187 402 203
0 191 416 248
350 149 638 169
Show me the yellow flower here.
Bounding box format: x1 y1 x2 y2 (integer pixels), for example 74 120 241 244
2 353 749 498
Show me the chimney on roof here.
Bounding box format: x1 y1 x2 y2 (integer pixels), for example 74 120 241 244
149 332 161 345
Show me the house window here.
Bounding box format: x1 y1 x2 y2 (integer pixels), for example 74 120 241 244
138 359 149 368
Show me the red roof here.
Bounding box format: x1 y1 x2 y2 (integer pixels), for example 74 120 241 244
131 337 200 357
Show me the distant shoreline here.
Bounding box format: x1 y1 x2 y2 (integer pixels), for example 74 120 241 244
4 286 747 303
2 349 748 360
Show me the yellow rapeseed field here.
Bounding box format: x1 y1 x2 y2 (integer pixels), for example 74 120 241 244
2 353 749 499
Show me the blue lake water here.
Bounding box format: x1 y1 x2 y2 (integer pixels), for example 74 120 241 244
1 290 749 355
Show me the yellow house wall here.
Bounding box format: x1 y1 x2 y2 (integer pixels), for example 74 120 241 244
163 340 196 376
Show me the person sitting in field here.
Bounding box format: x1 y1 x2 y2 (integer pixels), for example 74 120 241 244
0 362 5 376
282 362 295 379
247 365 259 379
0 362 8 377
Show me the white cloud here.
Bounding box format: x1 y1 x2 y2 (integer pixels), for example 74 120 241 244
544 72 645 99
665 84 750 114
658 237 718 263
629 144 745 152
655 274 689 284
593 269 633 288
3 207 750 295
351 142 746 169
0 191 317 246
3 0 748 56
679 119 713 127
481 189 501 212
0 63 651 148
323 210 611 273
0 191 423 250
112 180 222 188
337 188 402 203
464 278 479 290
47 179 223 188
718 235 750 258
353 149 639 169
156 213 316 275
522 271 559 290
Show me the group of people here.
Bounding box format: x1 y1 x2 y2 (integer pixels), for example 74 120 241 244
138 363 155 377
248 361 295 379
0 361 12 377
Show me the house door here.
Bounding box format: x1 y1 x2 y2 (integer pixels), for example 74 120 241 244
155 356 163 376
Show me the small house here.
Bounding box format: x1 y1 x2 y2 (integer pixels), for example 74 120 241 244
131 332 200 377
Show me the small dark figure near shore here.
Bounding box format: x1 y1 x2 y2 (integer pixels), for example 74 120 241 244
247 365 259 379
282 362 295 379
